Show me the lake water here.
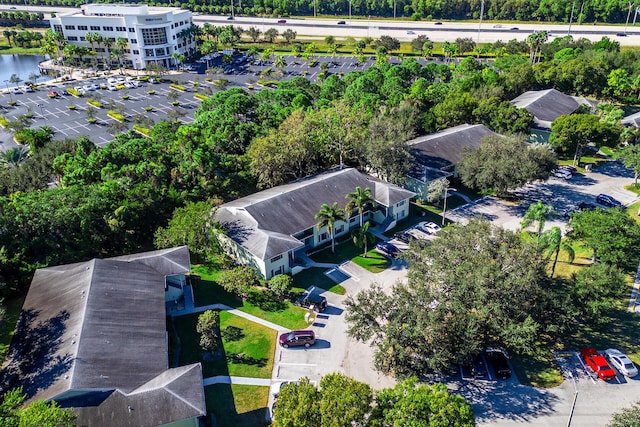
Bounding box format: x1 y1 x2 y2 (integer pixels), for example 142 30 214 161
0 54 51 86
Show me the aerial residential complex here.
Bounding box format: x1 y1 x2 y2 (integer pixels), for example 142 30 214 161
49 4 196 69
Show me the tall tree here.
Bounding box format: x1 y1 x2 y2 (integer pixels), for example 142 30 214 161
346 219 566 375
549 114 620 161
540 226 575 279
315 202 346 253
196 309 220 354
458 135 557 197
520 201 554 240
0 387 77 427
351 221 375 257
345 186 375 227
617 144 640 185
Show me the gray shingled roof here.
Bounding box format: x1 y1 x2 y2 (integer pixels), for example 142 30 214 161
0 247 204 427
510 88 594 129
215 168 415 260
622 111 640 127
406 124 497 180
74 364 206 427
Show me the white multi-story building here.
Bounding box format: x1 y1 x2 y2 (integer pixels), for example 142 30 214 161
49 4 196 70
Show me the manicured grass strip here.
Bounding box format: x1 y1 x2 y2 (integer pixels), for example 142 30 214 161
87 99 102 108
170 83 187 91
0 296 25 364
174 310 276 378
511 352 563 388
310 234 383 265
205 384 269 427
190 264 309 330
352 249 391 273
291 267 346 295
66 87 82 97
133 124 151 137
194 93 209 101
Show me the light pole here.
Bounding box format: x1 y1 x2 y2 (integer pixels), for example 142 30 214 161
442 187 457 226
477 0 485 43
568 0 576 35
393 0 396 19
349 0 351 21
625 1 635 35
38 103 46 126
4 80 12 103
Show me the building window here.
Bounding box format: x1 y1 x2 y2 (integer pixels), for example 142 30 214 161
67 36 78 41
80 36 85 41
320 232 328 241
64 25 75 30
53 24 63 33
335 225 344 234
271 254 283 263
132 49 139 54
145 49 154 57
130 39 137 44
108 37 115 42
349 216 357 223
78 25 87 30
155 47 165 56
128 27 135 32
90 25 100 31
102 26 114 31
397 200 405 207
116 26 126 32
141 27 168 46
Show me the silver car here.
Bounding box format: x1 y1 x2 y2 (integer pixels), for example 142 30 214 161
604 348 638 377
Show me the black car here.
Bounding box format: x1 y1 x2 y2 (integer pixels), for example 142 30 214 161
486 348 511 379
596 193 622 208
393 232 410 243
376 242 399 257
337 20 346 24
578 201 597 211
295 288 327 312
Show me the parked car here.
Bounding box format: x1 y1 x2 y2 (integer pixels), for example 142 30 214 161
580 348 616 380
596 194 622 208
604 348 638 377
337 20 346 24
23 85 34 93
279 330 316 348
11 87 22 94
418 221 441 234
376 241 399 257
295 287 327 312
552 169 572 180
393 232 410 243
558 165 577 174
464 353 487 379
47 90 59 98
578 201 597 211
486 348 511 379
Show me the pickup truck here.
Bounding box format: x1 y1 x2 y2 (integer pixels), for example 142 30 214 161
580 348 616 380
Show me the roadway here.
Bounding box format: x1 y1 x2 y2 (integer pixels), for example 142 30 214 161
6 5 640 46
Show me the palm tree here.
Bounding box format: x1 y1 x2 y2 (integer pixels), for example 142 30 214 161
3 29 12 47
345 186 375 227
540 227 575 279
274 55 286 69
520 201 554 241
0 146 29 168
85 31 101 55
315 202 346 253
352 221 375 257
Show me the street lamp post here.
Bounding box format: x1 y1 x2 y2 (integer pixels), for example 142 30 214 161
349 0 351 21
4 80 13 103
625 1 635 34
568 0 576 35
38 103 46 126
477 0 485 43
442 187 457 226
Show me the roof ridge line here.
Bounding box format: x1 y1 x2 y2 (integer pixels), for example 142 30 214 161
68 259 96 387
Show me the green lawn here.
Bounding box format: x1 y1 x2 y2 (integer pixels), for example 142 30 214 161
291 267 346 295
205 384 269 427
0 296 24 364
351 249 392 273
309 234 383 264
173 311 277 378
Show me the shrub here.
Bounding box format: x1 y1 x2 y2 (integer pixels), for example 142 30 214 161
66 87 82 97
144 106 153 112
194 93 209 101
67 105 76 110
169 83 187 91
133 124 151 137
172 101 180 106
88 117 97 124
0 116 9 127
137 75 150 81
107 110 126 121
8 100 16 105
122 95 129 100
148 90 156 95
87 99 102 108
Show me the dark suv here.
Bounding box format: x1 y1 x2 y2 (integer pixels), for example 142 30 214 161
596 194 622 208
279 330 316 348
295 287 327 312
486 348 511 379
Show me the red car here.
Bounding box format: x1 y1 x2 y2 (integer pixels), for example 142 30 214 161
580 348 616 380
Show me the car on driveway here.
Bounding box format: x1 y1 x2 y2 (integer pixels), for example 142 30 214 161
580 347 616 380
418 221 441 234
279 330 316 348
486 348 511 379
295 287 327 312
376 241 399 257
558 165 577 174
552 169 572 180
604 348 638 377
464 353 488 379
596 193 622 208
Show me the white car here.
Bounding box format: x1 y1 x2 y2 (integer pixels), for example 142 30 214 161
418 221 442 234
552 169 572 180
604 348 638 377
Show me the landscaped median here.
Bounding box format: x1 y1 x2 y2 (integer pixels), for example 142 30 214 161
107 110 126 122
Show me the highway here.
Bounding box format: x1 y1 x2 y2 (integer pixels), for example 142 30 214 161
6 4 640 45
